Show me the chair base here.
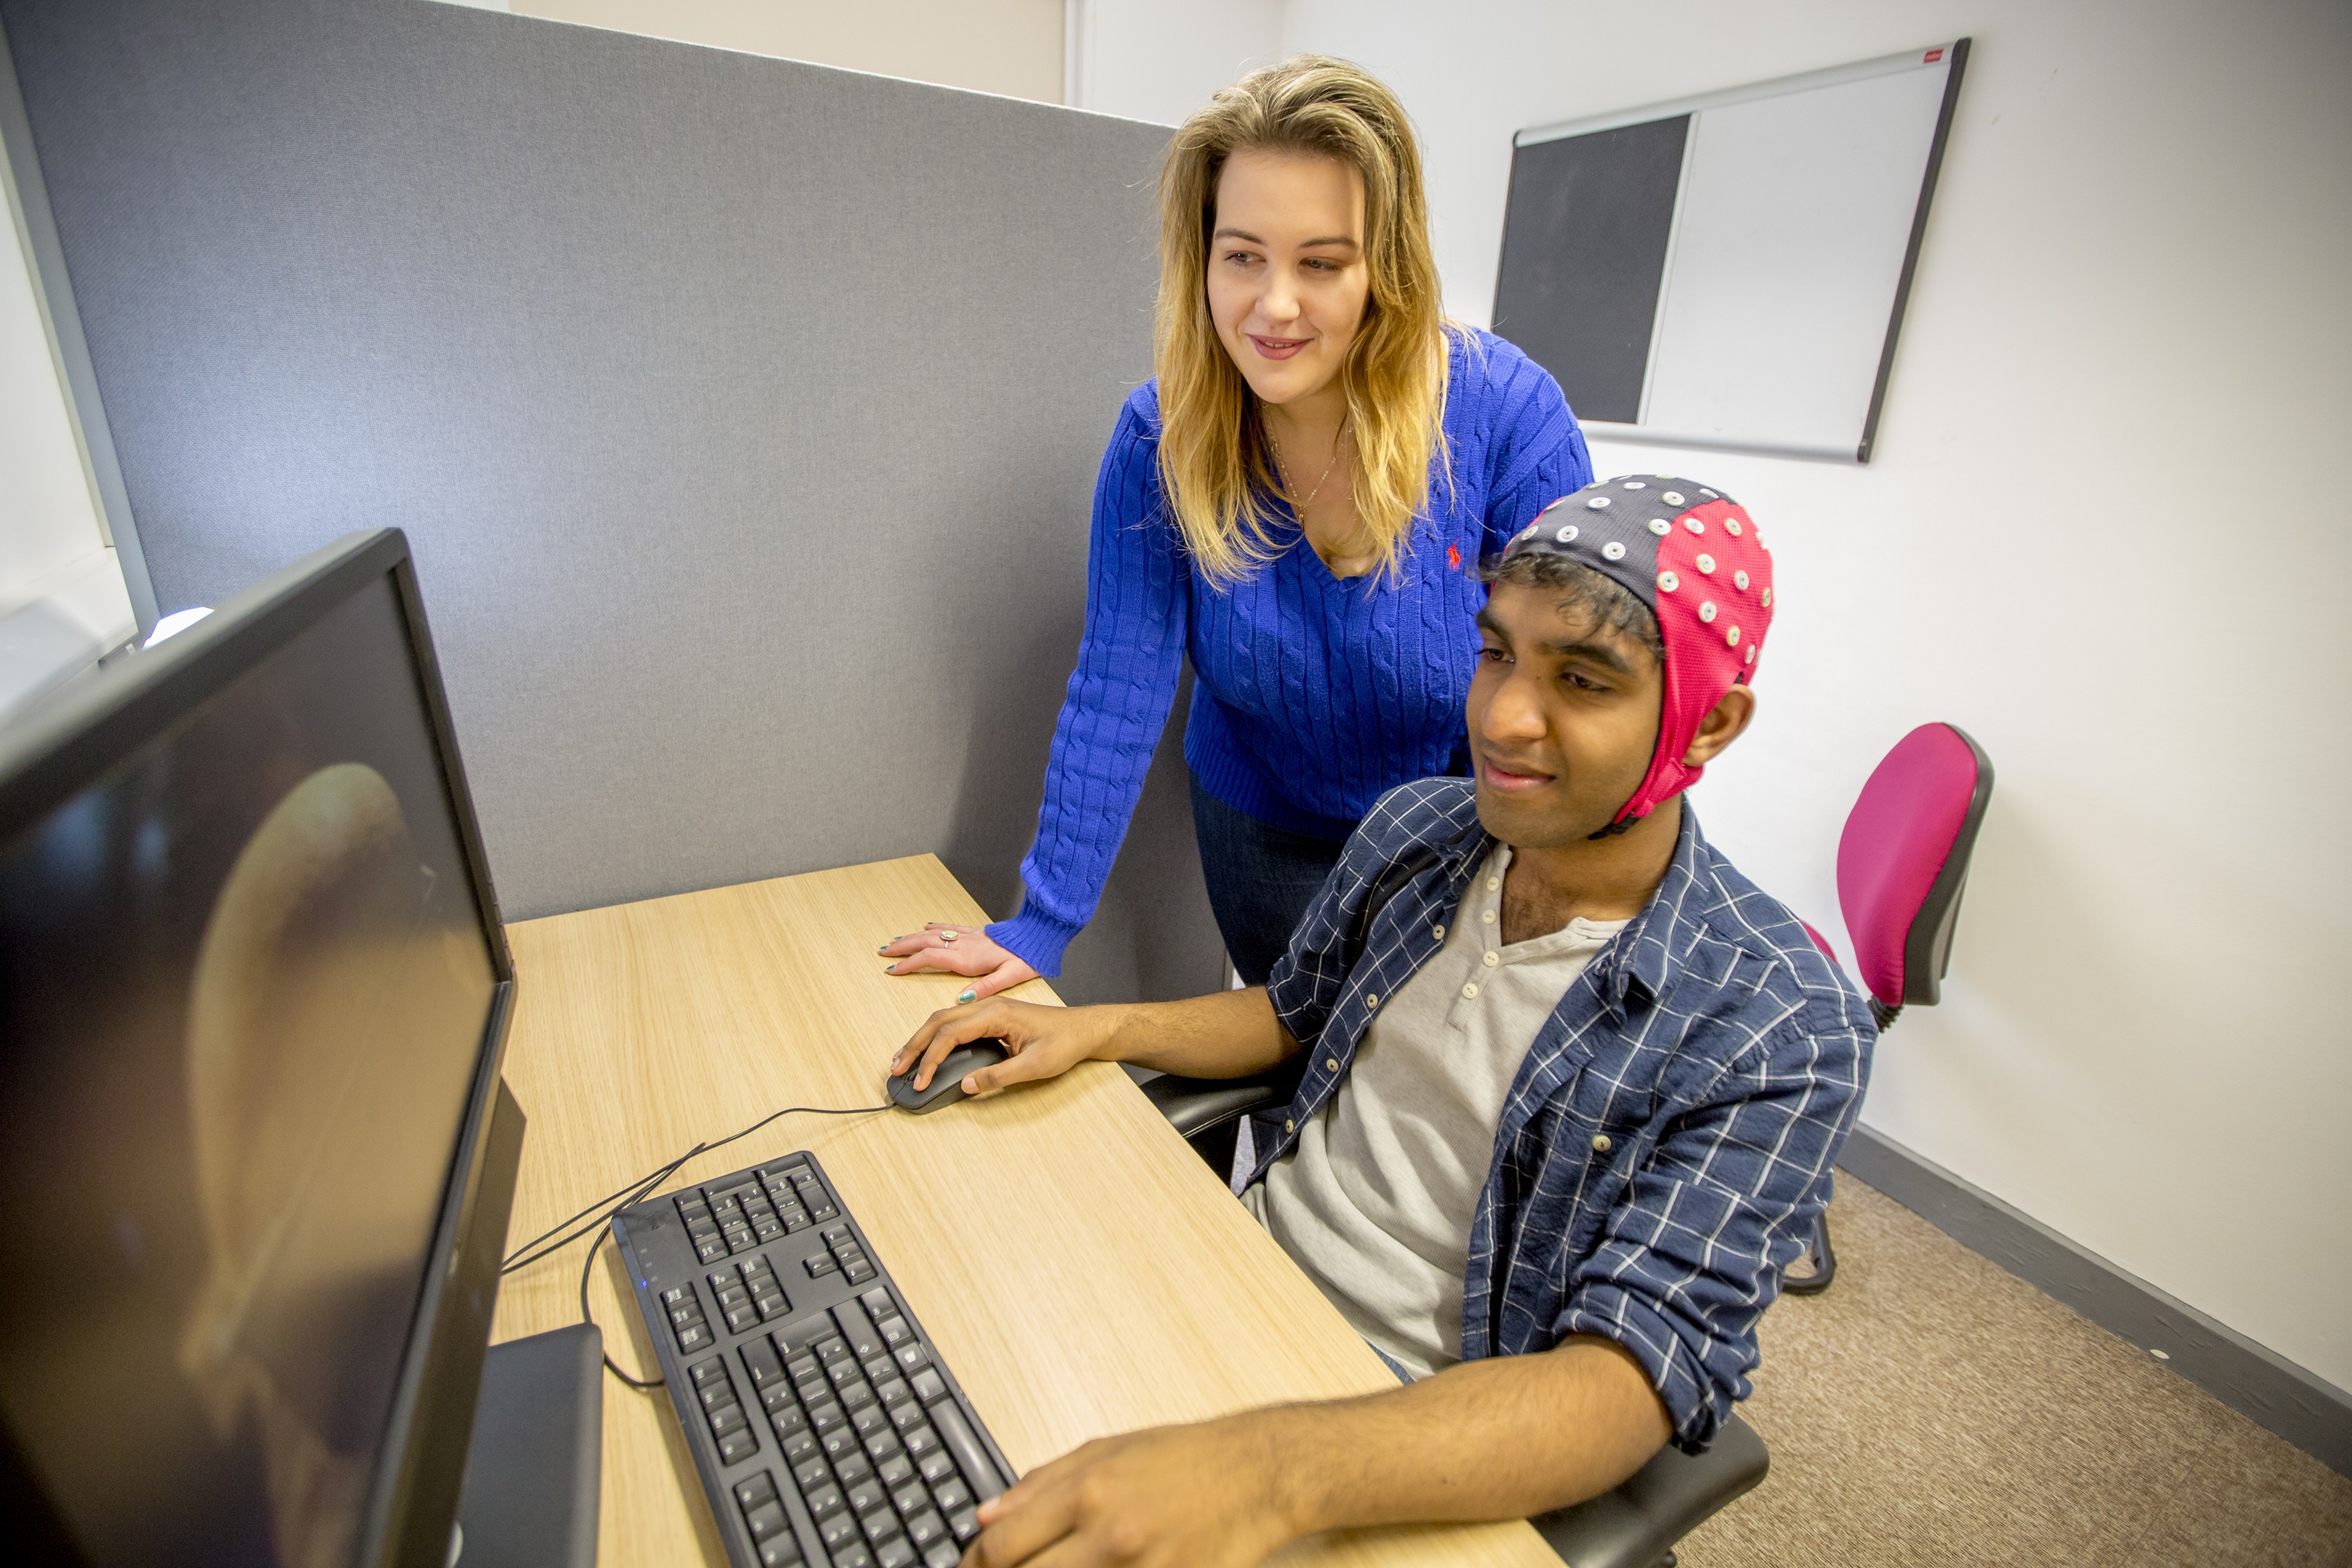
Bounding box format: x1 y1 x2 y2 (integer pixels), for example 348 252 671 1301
1781 1210 1838 1296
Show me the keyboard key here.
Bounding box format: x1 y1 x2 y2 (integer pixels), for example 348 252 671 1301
782 1430 820 1466
718 1428 760 1465
736 1472 779 1506
831 1545 873 1568
778 1319 833 1356
742 1338 786 1389
917 1450 955 1485
890 1478 927 1515
811 1402 847 1433
816 1337 851 1365
833 1448 873 1485
891 1342 929 1376
794 1454 831 1491
932 1477 970 1515
726 1305 763 1334
841 1381 878 1413
947 1505 980 1544
754 1218 786 1241
833 1301 884 1359
844 1261 877 1284
717 1283 753 1312
818 1512 862 1552
828 1357 862 1389
696 1240 728 1264
877 1377 913 1409
744 1500 788 1541
909 1369 949 1406
662 1283 694 1308
876 1541 918 1568
677 1321 714 1352
930 1404 1001 1499
922 1541 959 1568
903 1423 939 1459
889 1401 926 1434
878 1454 915 1488
855 1405 893 1439
805 1482 844 1519
822 1428 863 1461
805 1254 839 1278
710 1403 750 1437
880 1319 916 1352
862 1428 903 1463
904 1510 949 1551
768 1400 806 1432
699 1380 735 1410
861 1508 903 1544
758 1539 802 1568
848 1478 888 1516
757 1294 792 1323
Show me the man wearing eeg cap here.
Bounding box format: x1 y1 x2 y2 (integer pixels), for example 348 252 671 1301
893 476 1875 1567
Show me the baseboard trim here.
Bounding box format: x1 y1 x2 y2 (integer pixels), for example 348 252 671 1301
1838 1123 2352 1479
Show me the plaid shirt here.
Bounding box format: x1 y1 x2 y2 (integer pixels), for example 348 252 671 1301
1257 778 1875 1450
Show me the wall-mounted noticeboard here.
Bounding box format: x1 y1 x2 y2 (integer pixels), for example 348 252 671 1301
1494 40 1969 463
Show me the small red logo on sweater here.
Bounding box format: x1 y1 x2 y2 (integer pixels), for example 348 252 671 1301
1447 544 1462 572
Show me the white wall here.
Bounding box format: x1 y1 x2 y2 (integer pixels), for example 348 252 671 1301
0 106 134 688
507 0 1065 104
1083 0 2352 1393
1067 0 1283 125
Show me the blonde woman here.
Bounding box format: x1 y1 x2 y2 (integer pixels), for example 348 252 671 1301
884 56 1590 996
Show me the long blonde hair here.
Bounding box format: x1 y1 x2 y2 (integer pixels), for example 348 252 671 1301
1154 56 1450 585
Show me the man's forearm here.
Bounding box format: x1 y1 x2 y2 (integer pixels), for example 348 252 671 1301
1092 986 1298 1080
1251 1337 1673 1536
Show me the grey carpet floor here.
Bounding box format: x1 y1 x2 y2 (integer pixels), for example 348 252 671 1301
1680 1174 2352 1566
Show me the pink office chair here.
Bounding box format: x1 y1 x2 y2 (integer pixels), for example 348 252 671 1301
1785 722 1994 1296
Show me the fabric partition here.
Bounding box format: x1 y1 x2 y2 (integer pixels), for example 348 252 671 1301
0 0 1226 1004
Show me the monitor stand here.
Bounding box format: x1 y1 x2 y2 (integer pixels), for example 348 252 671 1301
452 1323 603 1568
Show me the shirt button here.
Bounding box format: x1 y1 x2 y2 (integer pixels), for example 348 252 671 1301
1325 1058 1339 1071
1483 951 1500 967
1592 1134 1612 1153
1486 877 1500 891
1481 909 1496 924
1366 993 1379 1007
1461 982 1479 1000
1284 1119 1295 1133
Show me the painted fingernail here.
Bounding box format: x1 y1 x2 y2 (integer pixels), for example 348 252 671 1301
877 944 889 953
957 988 975 1004
886 964 898 973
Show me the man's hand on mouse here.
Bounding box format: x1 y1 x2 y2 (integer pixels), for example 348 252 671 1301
879 924 1039 1004
891 996 1123 1095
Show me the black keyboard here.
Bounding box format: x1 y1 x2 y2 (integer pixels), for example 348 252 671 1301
612 1152 1015 1568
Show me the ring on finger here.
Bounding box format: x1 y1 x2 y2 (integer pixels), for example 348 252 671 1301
941 929 960 943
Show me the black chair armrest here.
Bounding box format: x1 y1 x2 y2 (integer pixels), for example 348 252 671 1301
1138 1067 1298 1140
1529 1414 1769 1568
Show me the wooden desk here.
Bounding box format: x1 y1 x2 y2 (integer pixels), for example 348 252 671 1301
490 855 1553 1567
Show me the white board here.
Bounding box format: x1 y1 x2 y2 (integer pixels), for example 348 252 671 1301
1499 42 1967 462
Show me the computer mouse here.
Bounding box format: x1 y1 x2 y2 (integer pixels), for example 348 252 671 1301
887 1039 1010 1114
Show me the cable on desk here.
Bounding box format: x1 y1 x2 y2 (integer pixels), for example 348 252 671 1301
505 1099 894 1388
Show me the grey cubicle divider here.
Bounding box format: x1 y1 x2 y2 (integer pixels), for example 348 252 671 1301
2 0 1221 1006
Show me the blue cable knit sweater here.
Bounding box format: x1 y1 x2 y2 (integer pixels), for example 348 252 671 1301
991 328 1592 978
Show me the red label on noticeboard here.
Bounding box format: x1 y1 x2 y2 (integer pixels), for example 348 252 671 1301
1925 47 1945 63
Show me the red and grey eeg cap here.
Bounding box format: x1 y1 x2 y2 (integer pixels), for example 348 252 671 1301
1497 474 1776 828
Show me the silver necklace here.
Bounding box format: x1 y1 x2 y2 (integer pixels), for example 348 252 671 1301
1268 413 1350 513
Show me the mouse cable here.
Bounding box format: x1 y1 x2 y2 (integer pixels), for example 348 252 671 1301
499 1099 891 1276
558 1099 893 1389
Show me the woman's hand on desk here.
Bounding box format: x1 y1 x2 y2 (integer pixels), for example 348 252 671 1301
880 924 1039 1003
891 996 1120 1095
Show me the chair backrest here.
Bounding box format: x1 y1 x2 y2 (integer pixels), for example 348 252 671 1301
1835 723 1994 1011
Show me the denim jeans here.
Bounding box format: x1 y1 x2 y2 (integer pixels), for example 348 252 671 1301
1189 770 1349 987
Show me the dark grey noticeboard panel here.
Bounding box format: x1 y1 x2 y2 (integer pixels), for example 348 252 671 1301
2 0 1219 1004
1491 115 1686 427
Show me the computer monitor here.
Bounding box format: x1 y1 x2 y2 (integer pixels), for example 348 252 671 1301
0 529 528 1568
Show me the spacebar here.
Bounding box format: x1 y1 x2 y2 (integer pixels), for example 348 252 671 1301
929 1403 1005 1501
